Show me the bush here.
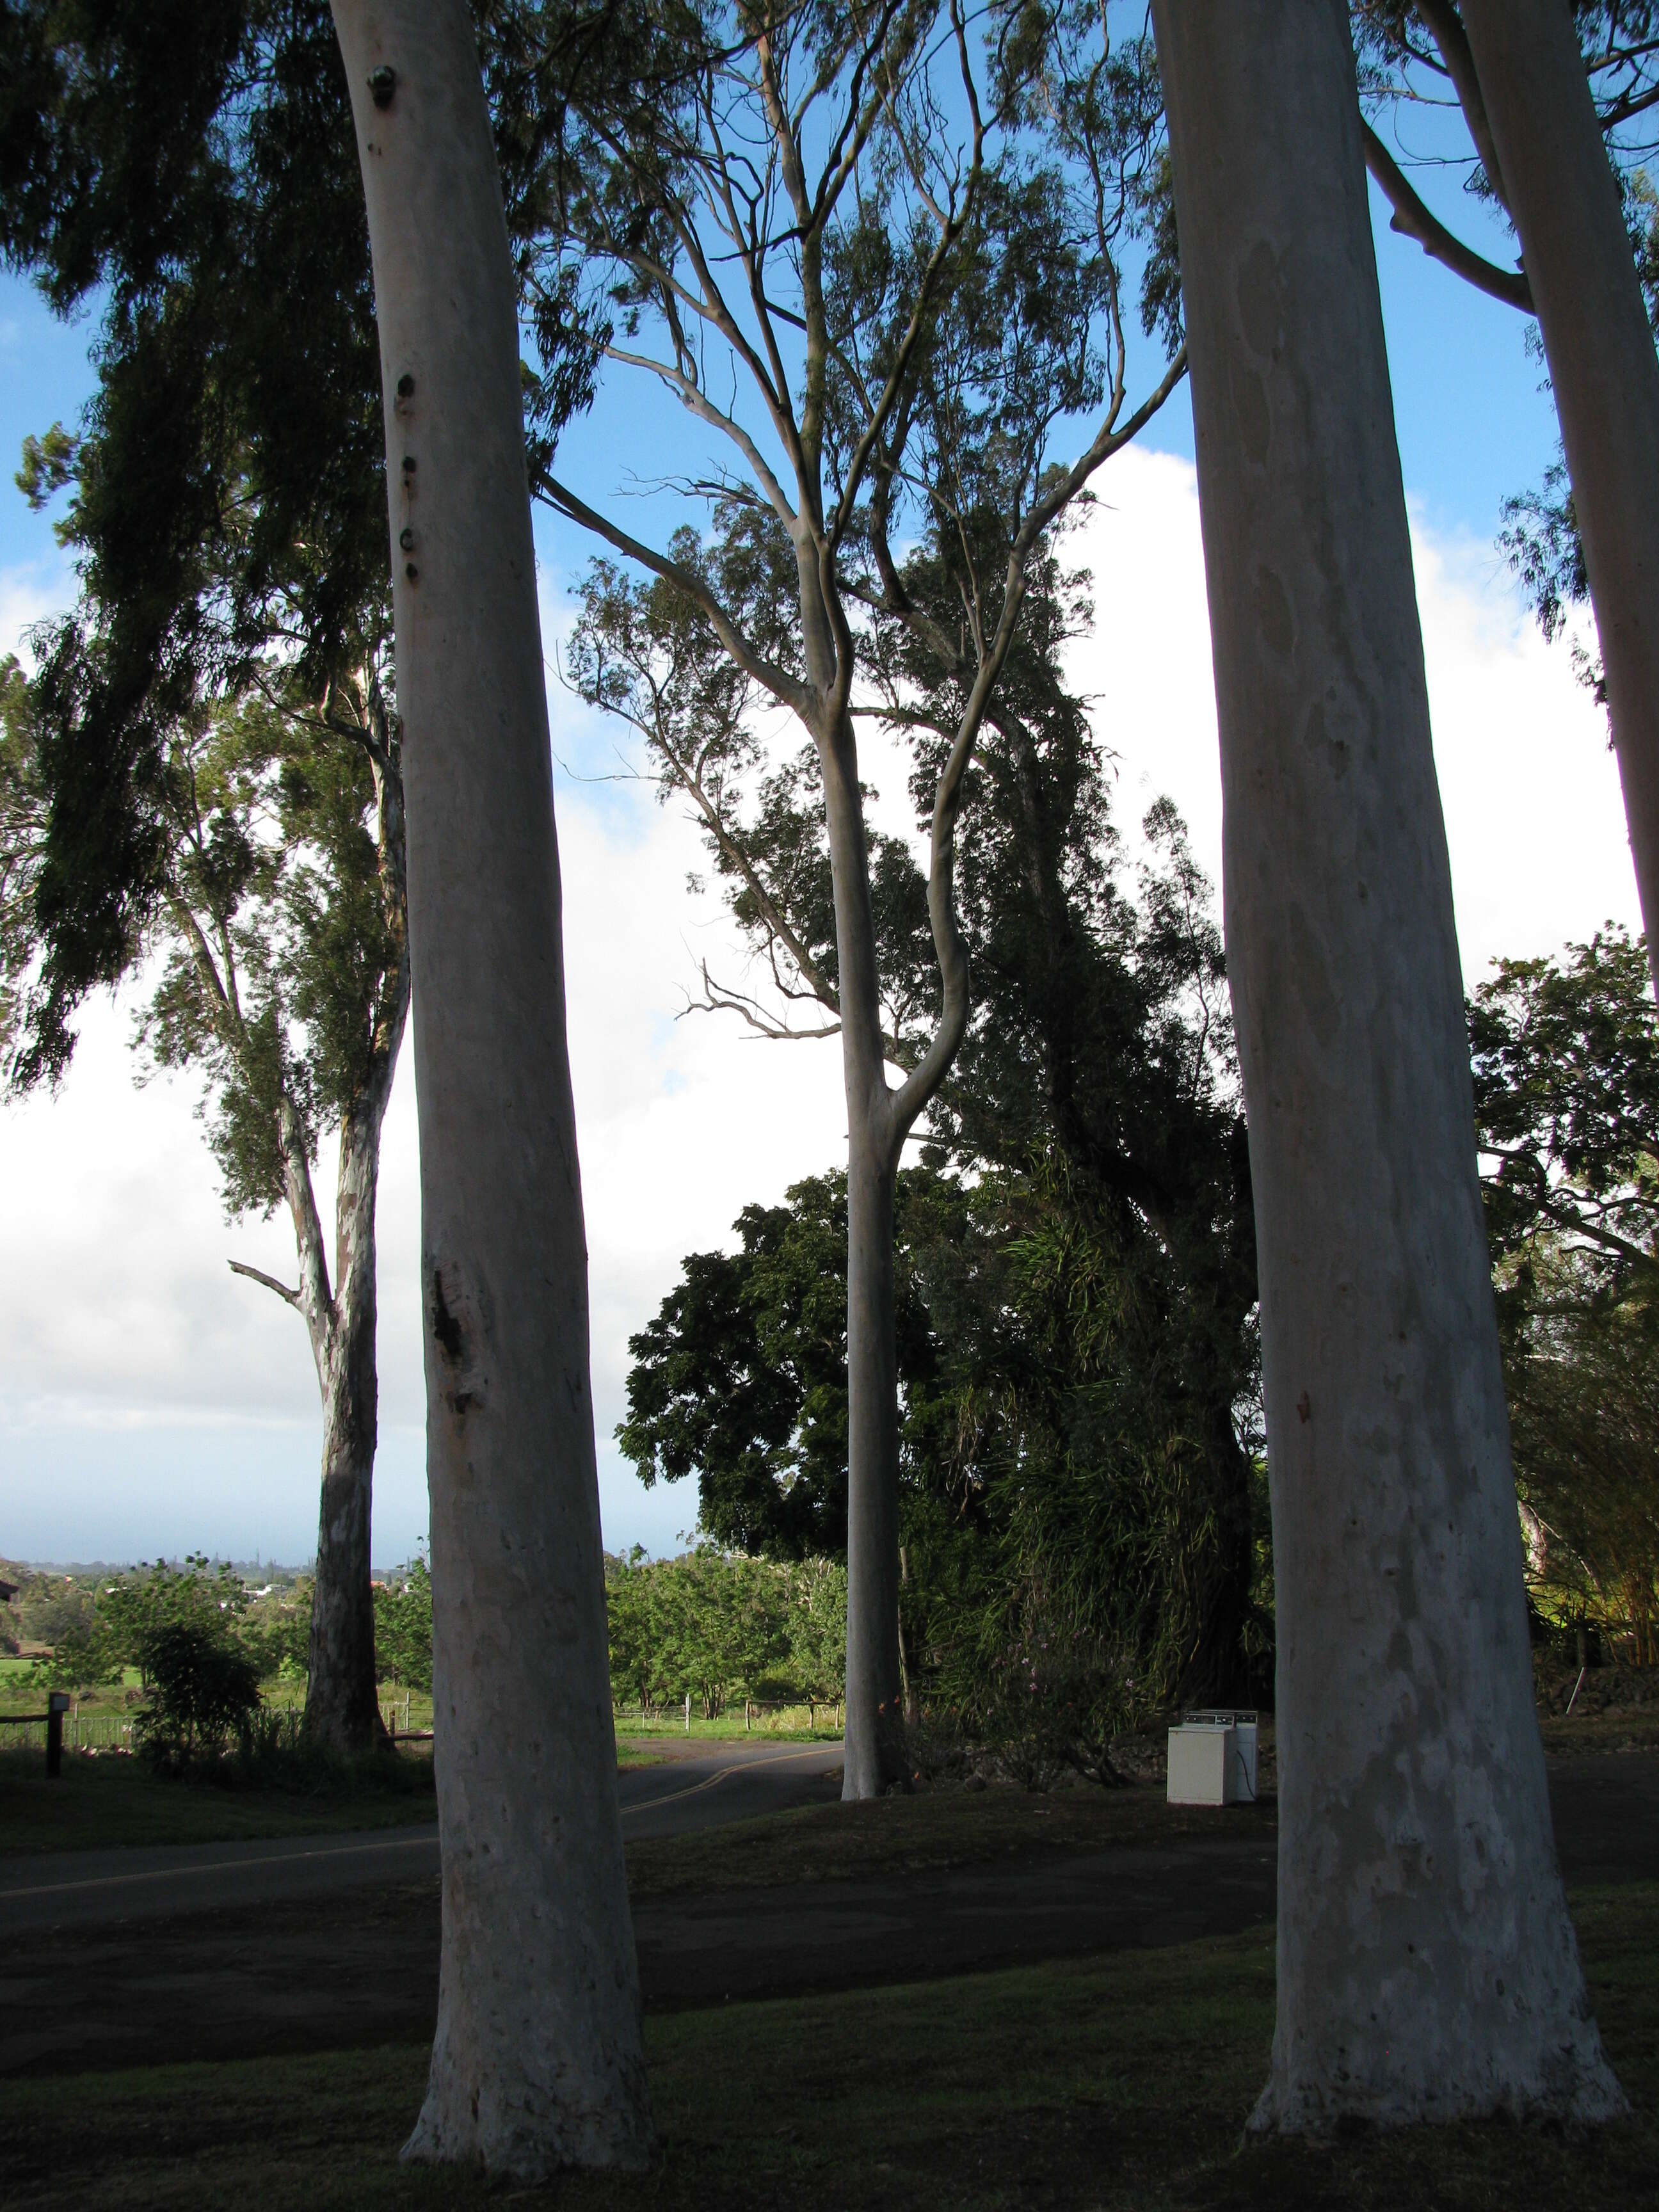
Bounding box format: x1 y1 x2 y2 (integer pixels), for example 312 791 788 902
374 1557 433 1690
134 1620 263 1770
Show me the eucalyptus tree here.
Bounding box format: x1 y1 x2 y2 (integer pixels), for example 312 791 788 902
0 0 403 1751
330 0 651 2172
1150 0 1622 2133
543 0 1183 1797
4 0 652 2168
1354 3 1659 995
3 617 408 1754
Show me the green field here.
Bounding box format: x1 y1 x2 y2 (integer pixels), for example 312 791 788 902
0 1883 1651 2210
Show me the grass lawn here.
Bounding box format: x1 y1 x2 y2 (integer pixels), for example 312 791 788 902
0 1740 657 1855
624 1772 1271 1898
0 1744 437 1854
0 1881 1651 2209
1538 1710 1659 1755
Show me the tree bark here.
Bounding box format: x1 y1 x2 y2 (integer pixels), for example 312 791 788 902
303 1107 391 1752
331 0 652 2175
1455 0 1659 998
1149 0 1623 2131
822 718 908 1799
842 1107 904 1796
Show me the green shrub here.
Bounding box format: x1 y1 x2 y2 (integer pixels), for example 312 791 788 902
134 1621 262 1770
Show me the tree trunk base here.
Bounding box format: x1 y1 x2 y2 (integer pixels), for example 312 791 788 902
401 2076 654 2181
1247 2031 1628 2136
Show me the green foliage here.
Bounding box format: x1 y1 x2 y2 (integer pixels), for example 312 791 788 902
618 1170 952 1557
1470 927 1659 1662
12 1555 313 1693
604 1550 836 1717
0 1 646 1082
373 1559 433 1694
787 1557 850 1704
618 549 1263 1726
132 1617 262 1770
0 2 392 1080
113 675 408 1222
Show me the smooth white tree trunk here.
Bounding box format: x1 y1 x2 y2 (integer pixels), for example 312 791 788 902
1149 0 1623 2132
332 0 651 2174
1457 0 1659 998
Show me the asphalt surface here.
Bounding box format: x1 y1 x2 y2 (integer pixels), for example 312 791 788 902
0 1736 843 1938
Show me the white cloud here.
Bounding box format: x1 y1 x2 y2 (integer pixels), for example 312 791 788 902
1 449 1640 1564
1066 445 1639 983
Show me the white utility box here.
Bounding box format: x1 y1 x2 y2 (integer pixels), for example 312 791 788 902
1166 1710 1258 1806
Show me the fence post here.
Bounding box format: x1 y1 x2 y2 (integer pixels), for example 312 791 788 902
45 1692 69 1778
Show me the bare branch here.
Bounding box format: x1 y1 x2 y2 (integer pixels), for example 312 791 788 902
602 339 799 525
228 1258 303 1310
1361 121 1534 312
680 957 841 1042
536 466 812 721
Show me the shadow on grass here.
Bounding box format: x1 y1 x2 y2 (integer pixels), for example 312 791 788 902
0 1742 435 1856
0 1882 1651 2211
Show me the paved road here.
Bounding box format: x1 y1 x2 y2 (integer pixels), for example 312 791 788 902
0 1738 842 1937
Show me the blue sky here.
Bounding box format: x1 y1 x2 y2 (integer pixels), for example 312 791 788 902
0 95 1630 1570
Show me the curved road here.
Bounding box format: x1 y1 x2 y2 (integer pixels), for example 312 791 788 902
0 1737 843 1937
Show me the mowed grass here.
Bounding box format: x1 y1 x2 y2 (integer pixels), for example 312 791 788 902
0 1743 438 1854
0 1739 659 1855
1 1883 1652 2211
624 1772 1273 1898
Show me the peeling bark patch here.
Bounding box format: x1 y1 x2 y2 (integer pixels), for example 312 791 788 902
1297 1391 1311 1423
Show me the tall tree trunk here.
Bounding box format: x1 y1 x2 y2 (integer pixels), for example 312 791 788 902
1455 0 1659 997
332 0 651 2176
843 1110 904 1796
303 1108 390 1752
823 723 907 1799
1150 0 1623 2131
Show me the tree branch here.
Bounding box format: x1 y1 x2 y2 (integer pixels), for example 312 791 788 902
536 466 812 721
1411 0 1512 211
680 957 841 1043
1361 120 1533 312
228 1258 303 1309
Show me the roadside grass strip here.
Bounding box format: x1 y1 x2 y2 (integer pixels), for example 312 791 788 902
0 1741 657 1857
1 1883 1653 2211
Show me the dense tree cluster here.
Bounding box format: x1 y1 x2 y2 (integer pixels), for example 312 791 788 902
604 1549 847 1717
